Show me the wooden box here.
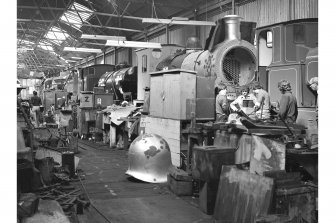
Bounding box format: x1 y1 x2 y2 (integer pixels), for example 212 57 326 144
275 185 317 223
192 146 235 181
140 116 181 167
167 174 193 196
94 93 114 108
149 69 196 120
79 91 94 108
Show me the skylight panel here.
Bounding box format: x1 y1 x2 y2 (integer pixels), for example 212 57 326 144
60 2 93 30
38 41 54 51
18 39 35 46
44 26 69 45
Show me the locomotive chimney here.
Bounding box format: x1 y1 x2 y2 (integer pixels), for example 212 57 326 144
223 15 242 41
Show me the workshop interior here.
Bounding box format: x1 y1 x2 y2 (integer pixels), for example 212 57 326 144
17 0 319 222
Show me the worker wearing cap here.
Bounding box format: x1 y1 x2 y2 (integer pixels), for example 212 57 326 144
251 82 271 119
30 91 42 127
215 82 229 122
277 80 298 123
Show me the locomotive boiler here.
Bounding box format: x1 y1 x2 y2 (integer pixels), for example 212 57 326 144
148 15 257 120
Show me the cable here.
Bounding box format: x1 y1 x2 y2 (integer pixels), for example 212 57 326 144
78 174 114 223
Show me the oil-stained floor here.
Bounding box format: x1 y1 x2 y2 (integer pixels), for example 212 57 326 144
76 139 212 223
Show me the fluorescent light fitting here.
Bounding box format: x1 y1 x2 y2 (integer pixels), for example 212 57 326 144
63 47 102 53
81 34 126 41
105 40 162 49
71 57 83 60
65 60 77 63
142 18 215 26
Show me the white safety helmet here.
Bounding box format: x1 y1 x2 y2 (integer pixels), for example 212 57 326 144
126 133 172 183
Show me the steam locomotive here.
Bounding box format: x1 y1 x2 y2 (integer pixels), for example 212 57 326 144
142 15 317 133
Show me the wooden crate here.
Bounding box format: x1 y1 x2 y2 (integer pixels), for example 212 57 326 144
79 92 94 108
167 174 192 196
149 69 196 120
275 185 317 223
140 116 181 167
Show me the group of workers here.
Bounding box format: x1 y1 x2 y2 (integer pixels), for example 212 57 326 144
216 77 318 124
28 91 76 127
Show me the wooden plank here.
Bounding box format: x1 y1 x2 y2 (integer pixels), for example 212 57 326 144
143 116 181 167
149 75 164 117
199 180 220 215
213 166 274 223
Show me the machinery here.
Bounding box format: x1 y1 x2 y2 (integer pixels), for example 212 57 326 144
97 66 138 105
150 15 257 120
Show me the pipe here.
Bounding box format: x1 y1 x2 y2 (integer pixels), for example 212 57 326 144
223 15 241 42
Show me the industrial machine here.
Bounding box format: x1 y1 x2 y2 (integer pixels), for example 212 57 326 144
148 15 257 120
97 65 138 106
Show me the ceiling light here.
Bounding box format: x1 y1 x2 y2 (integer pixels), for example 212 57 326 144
65 60 77 63
142 18 215 26
105 40 161 49
71 57 83 60
63 47 102 53
81 34 126 41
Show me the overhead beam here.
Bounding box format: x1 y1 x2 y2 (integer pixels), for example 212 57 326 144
105 40 162 49
17 19 143 33
81 34 126 41
17 6 142 21
132 0 232 41
142 18 216 26
63 47 102 53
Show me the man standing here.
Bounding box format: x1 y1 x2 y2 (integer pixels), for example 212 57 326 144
215 82 229 122
251 82 271 119
277 80 298 123
30 91 42 127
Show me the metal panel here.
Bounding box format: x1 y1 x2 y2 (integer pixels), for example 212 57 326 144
257 0 290 27
117 48 130 64
213 166 274 223
293 0 318 20
192 146 235 181
169 26 196 47
104 53 115 65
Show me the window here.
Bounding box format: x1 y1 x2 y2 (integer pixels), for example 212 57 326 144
142 55 147 72
266 31 273 48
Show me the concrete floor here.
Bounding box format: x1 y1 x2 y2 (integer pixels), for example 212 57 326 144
76 140 212 223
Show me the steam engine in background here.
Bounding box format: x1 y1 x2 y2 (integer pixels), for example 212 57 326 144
255 18 318 145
